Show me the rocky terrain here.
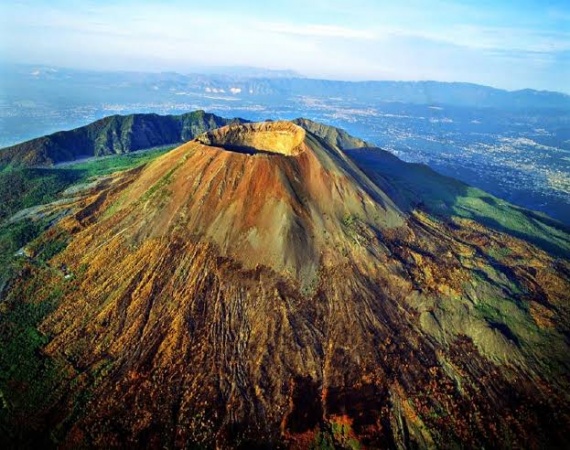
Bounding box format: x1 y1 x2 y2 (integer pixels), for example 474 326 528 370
1 120 569 449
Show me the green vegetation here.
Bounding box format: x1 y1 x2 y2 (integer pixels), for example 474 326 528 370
140 159 181 203
0 167 81 222
487 245 512 260
450 186 570 257
342 214 358 228
310 422 361 450
63 144 174 177
0 267 66 448
0 145 172 276
0 146 173 271
331 421 361 450
473 296 537 344
0 145 173 223
311 430 335 450
0 219 49 290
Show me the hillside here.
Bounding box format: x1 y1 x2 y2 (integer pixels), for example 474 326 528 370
1 119 568 449
0 110 245 167
292 118 370 150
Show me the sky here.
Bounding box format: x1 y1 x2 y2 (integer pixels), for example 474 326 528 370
1 0 569 92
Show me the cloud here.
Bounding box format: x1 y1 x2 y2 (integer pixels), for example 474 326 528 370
258 22 377 40
423 25 570 54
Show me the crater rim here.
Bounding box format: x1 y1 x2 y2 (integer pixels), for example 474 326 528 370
196 121 306 156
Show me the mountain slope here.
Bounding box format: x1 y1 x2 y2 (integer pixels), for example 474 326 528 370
0 110 245 167
345 147 570 259
1 121 569 449
292 118 370 150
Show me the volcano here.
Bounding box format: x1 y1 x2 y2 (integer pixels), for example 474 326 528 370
2 120 569 449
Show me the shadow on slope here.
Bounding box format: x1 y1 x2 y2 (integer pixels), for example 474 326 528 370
346 148 570 259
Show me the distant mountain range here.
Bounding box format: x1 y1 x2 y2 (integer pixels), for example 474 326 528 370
2 64 569 110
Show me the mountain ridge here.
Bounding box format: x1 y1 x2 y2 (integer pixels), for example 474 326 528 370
0 110 246 167
3 64 569 108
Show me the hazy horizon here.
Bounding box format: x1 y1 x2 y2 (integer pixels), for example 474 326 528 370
4 61 570 96
1 0 569 93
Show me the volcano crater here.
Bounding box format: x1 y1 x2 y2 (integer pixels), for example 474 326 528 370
196 121 306 156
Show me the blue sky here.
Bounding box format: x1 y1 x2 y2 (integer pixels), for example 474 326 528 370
1 0 569 92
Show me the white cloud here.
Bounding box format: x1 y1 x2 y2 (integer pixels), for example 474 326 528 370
416 25 570 54
259 22 377 40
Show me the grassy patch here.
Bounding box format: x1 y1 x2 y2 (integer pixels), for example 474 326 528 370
342 214 358 228
66 144 175 178
0 145 173 224
0 219 49 290
331 421 361 450
310 419 361 450
487 245 512 260
0 168 82 223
